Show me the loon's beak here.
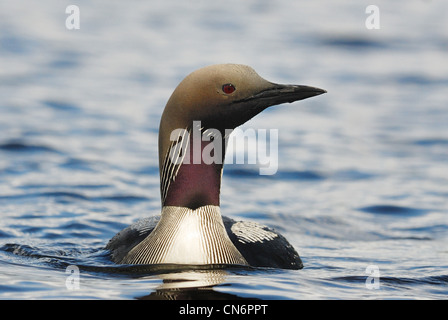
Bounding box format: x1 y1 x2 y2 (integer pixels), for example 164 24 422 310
234 83 326 110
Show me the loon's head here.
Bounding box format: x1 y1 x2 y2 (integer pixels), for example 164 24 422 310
159 64 326 165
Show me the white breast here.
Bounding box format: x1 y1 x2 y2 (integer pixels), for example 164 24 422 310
121 205 248 265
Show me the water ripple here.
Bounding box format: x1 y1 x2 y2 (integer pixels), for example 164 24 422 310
0 141 61 153
0 192 149 203
358 205 430 216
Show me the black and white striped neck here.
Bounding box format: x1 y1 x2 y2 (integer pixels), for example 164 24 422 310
160 124 225 209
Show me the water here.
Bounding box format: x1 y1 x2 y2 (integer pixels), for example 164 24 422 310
0 0 447 300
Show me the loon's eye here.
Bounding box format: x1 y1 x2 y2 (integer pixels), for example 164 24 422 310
222 83 236 94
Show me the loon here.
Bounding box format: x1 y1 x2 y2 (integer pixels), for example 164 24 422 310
106 64 326 269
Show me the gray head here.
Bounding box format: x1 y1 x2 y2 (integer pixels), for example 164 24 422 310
159 63 326 167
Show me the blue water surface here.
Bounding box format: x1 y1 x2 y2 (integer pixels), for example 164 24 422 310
0 0 447 299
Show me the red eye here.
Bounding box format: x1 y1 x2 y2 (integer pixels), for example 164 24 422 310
222 83 236 94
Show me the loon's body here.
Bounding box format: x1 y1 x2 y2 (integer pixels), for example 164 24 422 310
107 206 301 269
106 64 325 269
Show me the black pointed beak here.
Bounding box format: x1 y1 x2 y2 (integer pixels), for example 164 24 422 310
224 82 326 129
237 83 326 108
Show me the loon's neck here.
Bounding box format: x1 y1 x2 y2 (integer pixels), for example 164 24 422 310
160 125 226 209
121 205 247 265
